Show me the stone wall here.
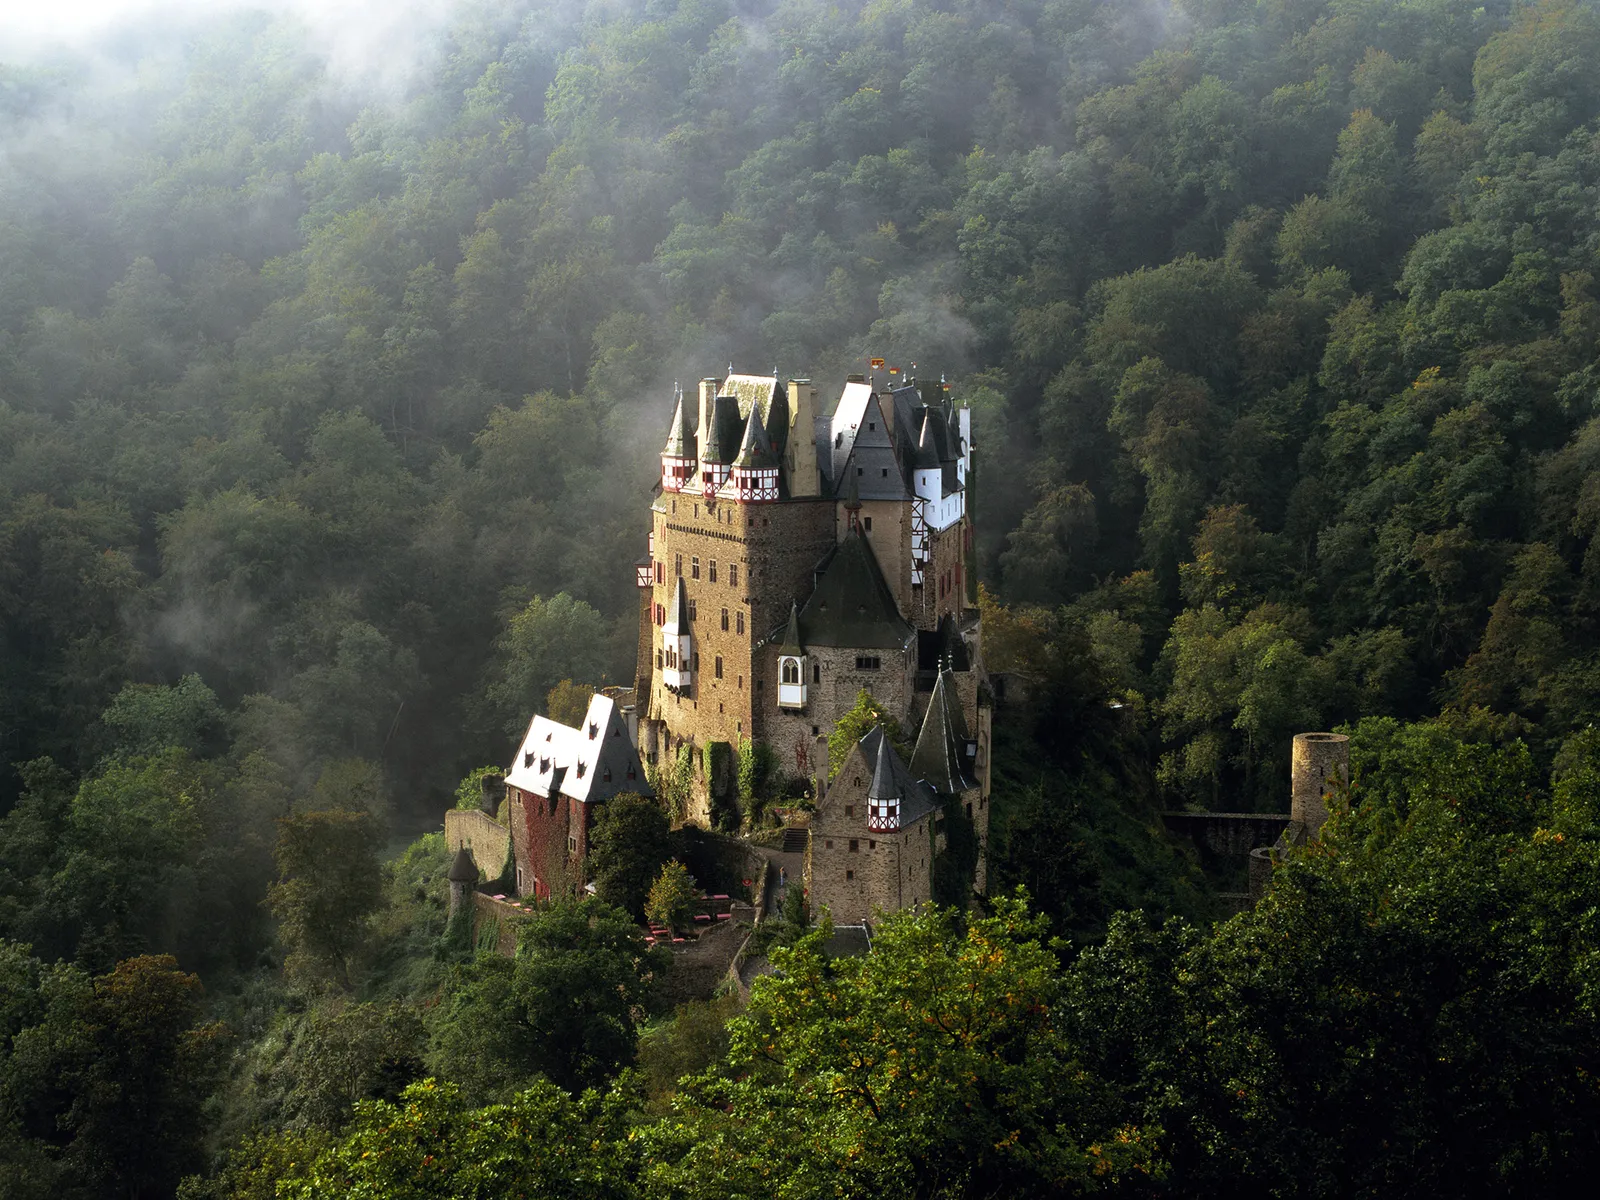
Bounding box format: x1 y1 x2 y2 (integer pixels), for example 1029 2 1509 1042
443 809 511 881
1162 811 1294 858
506 786 592 899
470 891 527 956
646 492 835 752
759 642 917 787
807 753 934 924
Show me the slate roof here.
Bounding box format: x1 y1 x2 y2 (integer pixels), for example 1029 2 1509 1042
856 726 938 827
730 402 777 469
664 576 690 635
448 845 479 883
662 390 696 457
796 529 913 649
505 692 653 804
909 668 978 794
722 373 789 454
702 395 745 465
778 601 804 656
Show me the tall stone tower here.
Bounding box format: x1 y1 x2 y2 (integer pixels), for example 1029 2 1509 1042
635 370 988 841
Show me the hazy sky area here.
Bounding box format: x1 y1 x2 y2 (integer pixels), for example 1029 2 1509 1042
0 0 456 88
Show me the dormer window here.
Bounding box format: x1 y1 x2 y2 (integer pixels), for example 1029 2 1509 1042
588 722 598 739
524 751 534 767
603 767 612 782
576 761 587 778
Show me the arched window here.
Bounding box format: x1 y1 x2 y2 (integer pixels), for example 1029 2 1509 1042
781 658 800 684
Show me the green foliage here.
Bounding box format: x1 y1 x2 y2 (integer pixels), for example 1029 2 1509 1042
429 898 663 1100
452 765 504 812
650 743 695 823
267 1079 638 1200
0 948 225 1199
827 690 909 775
97 674 227 760
636 992 741 1113
545 678 595 727
645 860 696 936
267 809 383 992
645 898 1158 1197
482 594 611 739
588 793 673 918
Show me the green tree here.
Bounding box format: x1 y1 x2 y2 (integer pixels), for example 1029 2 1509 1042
481 594 611 738
267 809 383 991
645 898 1158 1199
644 860 695 936
431 898 663 1098
827 690 908 775
588 794 673 918
270 1079 638 1200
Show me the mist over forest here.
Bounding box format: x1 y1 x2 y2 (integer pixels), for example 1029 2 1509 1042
6 0 1600 1196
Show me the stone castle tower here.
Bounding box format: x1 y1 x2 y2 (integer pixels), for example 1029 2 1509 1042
634 370 990 859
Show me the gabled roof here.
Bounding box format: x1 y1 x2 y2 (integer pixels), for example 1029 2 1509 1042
797 529 913 650
721 373 780 422
505 692 653 804
910 668 977 795
662 390 696 458
828 381 876 484
913 408 941 470
664 576 690 635
834 392 910 502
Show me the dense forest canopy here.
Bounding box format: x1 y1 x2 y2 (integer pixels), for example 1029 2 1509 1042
6 0 1600 1193
6 0 1600 823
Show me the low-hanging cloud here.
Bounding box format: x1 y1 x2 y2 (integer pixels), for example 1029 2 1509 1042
1 0 462 98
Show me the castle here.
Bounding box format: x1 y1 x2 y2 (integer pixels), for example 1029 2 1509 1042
461 369 992 921
635 370 992 920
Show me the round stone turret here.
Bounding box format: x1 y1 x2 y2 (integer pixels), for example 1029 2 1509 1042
448 845 478 917
1290 732 1350 838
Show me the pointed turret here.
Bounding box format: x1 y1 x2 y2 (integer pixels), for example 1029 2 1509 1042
449 845 479 883
663 390 695 456
448 845 478 915
868 734 901 804
732 404 777 468
660 389 698 492
776 600 807 709
864 729 909 832
910 668 976 795
661 576 693 691
778 601 803 656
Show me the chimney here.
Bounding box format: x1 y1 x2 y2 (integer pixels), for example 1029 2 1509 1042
785 379 820 497
698 377 718 450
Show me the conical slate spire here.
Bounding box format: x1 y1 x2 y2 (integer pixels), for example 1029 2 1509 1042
448 845 478 883
732 403 777 469
778 601 803 656
662 389 696 457
664 575 690 633
910 669 976 794
867 732 902 803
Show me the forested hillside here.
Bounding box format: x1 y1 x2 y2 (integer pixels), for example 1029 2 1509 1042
6 0 1600 1194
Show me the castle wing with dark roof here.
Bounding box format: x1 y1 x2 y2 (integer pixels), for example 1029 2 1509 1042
796 529 914 649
